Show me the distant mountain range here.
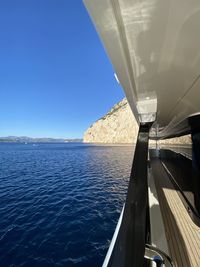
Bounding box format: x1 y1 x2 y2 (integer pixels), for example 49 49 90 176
0 136 83 143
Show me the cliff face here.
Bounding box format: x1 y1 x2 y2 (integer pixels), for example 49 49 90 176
83 98 191 144
83 98 138 143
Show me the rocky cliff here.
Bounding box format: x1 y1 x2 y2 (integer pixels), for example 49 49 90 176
83 98 138 143
83 98 191 144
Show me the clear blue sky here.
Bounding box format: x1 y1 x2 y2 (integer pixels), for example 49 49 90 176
0 0 125 138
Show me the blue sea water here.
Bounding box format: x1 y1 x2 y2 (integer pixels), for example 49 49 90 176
0 143 134 267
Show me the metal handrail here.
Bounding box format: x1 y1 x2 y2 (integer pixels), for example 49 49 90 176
145 244 174 267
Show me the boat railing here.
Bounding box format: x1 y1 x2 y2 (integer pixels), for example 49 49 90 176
102 124 176 266
103 123 151 266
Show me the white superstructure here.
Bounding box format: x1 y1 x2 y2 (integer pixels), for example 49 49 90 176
84 0 200 138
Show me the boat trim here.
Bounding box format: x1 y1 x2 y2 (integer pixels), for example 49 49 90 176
105 123 151 266
102 206 124 267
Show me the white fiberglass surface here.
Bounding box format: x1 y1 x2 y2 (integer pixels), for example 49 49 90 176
84 0 200 137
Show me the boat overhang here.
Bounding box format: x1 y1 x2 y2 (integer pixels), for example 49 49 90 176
83 0 200 139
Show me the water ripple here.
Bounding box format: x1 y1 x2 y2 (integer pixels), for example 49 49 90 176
0 143 134 266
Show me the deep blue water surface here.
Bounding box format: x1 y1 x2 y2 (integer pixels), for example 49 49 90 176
0 143 134 266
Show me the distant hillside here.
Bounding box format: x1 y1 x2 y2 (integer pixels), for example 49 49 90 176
0 136 83 143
